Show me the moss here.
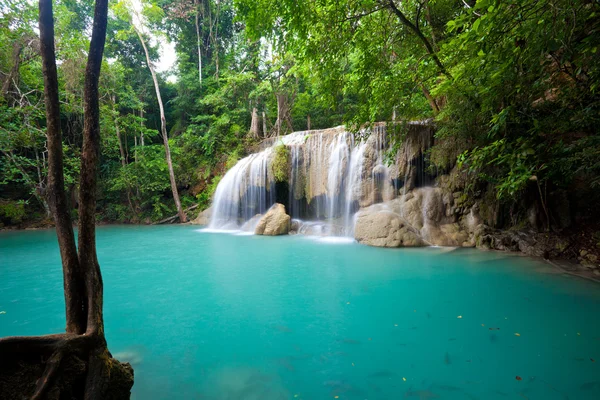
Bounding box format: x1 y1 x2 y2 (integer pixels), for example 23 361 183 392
272 143 290 183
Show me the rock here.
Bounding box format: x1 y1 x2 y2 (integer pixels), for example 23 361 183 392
255 203 291 235
192 206 212 225
354 206 424 248
475 225 544 257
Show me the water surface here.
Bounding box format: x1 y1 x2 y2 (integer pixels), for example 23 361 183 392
1 226 599 399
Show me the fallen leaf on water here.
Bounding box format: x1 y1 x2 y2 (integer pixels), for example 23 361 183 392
591 358 596 362
0 311 6 314
334 396 339 399
352 363 355 367
394 324 398 327
481 324 485 327
516 376 522 381
294 395 299 398
515 333 521 337
414 310 416 312
577 332 581 336
402 377 407 382
368 338 372 341
346 302 350 305
457 315 463 319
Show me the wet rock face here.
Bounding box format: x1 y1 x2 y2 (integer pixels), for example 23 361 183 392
354 207 424 248
255 203 291 236
192 206 212 225
353 187 480 248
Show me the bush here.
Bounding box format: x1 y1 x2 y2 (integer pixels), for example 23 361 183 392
0 200 26 225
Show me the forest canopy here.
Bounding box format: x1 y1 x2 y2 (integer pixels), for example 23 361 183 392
1 0 599 227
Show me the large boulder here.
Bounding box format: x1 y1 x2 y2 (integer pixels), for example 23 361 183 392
255 203 291 235
354 206 424 248
192 206 212 225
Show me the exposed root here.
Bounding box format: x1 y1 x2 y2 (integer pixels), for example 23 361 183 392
31 348 64 400
0 333 133 400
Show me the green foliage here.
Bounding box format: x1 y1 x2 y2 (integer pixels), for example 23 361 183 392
0 200 26 225
2 0 598 228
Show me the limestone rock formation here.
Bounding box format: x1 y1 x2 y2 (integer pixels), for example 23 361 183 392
192 206 212 225
354 186 480 248
255 203 291 235
354 205 423 248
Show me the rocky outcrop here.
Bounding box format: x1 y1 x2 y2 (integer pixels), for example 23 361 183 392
474 226 543 257
192 206 212 225
354 206 423 247
353 186 480 248
255 203 291 236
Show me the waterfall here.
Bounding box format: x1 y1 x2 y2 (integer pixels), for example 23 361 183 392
208 124 433 236
208 150 275 230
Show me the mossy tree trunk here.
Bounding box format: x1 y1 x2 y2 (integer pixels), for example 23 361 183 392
0 1 134 398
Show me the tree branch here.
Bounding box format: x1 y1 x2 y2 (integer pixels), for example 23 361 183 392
386 0 451 78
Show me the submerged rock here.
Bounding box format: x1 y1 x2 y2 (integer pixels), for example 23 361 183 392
255 203 291 236
354 206 423 248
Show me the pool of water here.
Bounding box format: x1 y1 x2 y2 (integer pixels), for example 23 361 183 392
1 225 599 399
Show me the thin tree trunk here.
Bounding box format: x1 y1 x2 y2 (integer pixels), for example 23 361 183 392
420 84 440 114
250 106 259 138
213 0 221 81
112 95 127 166
307 114 311 130
140 107 145 146
39 0 85 334
79 0 109 337
195 0 202 85
262 111 267 138
387 0 450 78
135 27 187 223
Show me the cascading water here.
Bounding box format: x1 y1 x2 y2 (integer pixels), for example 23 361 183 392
208 124 433 236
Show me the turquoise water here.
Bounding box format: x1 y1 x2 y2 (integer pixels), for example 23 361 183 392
1 226 599 399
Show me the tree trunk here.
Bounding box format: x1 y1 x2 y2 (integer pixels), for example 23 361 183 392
307 114 311 130
135 27 187 223
195 0 202 85
274 92 293 136
39 0 85 334
112 95 126 167
210 0 221 81
0 1 134 398
250 106 260 138
262 111 267 138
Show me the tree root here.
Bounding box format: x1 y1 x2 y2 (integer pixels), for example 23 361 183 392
0 333 133 400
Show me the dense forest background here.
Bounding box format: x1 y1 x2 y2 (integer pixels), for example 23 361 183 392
1 0 599 231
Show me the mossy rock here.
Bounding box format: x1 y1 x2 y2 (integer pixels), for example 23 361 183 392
271 144 290 183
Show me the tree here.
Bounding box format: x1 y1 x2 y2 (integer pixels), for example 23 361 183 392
0 0 133 398
116 0 187 222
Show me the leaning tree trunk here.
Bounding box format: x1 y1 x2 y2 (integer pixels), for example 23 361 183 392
134 27 187 223
0 1 133 398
